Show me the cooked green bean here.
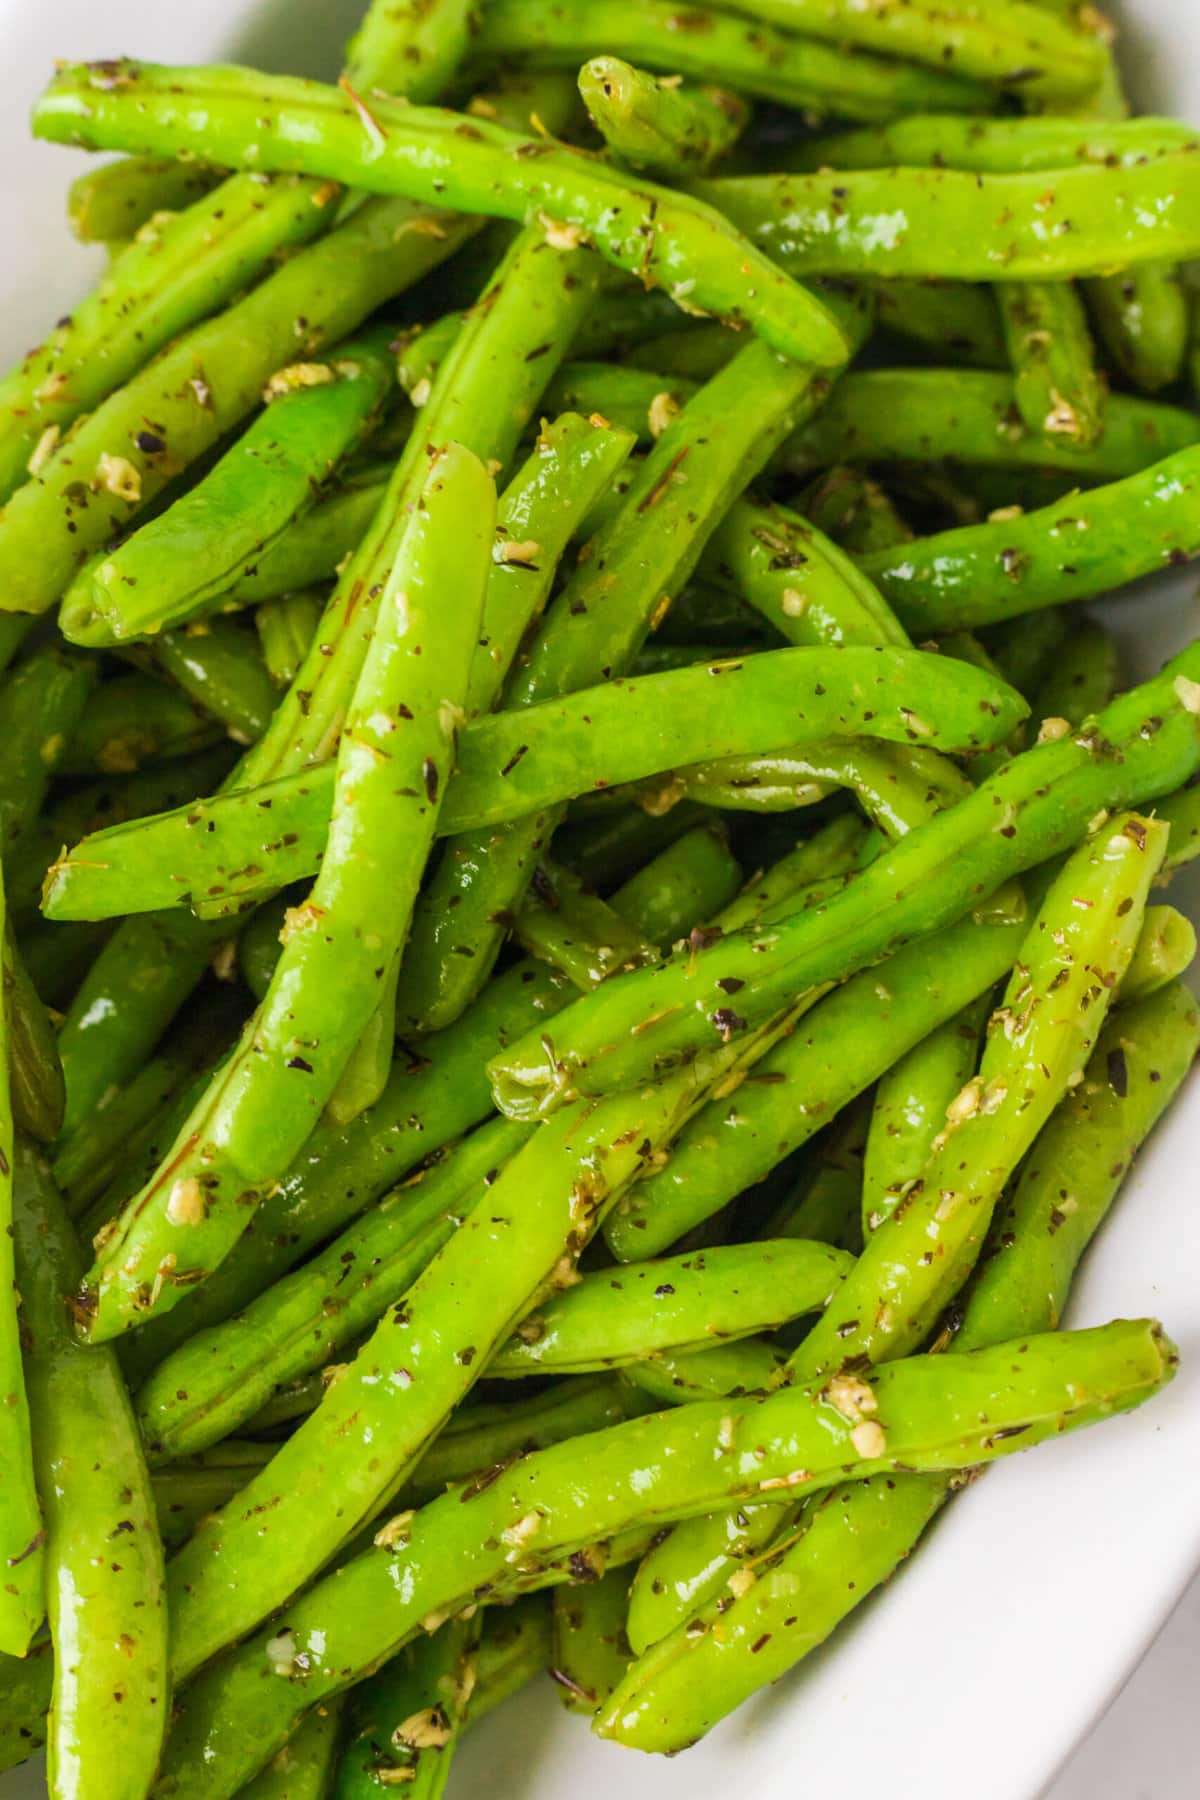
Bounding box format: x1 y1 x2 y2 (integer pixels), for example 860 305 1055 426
874 279 1006 369
996 280 1107 451
13 1141 167 1800
223 471 388 607
487 644 1200 1111
765 1094 870 1253
1031 617 1119 726
552 1568 633 1714
345 0 475 101
43 646 1024 922
784 369 1200 479
0 173 331 506
620 1337 787 1408
0 191 472 614
469 0 991 116
0 1644 52 1771
60 326 398 645
513 859 659 990
4 931 67 1147
1088 262 1190 394
333 1612 480 1798
67 155 222 243
255 592 323 691
696 159 1200 282
789 112 1198 175
1121 905 1197 999
0 644 96 852
58 670 221 776
0 882 41 1659
711 813 868 935
239 1701 346 1800
35 62 853 368
149 1319 1175 1798
578 57 747 178
153 617 279 744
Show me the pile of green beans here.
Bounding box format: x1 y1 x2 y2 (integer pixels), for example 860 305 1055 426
0 2 1196 1795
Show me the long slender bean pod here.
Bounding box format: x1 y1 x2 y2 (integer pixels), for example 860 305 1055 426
13 1142 167 1800
790 112 1199 175
238 1702 346 1800
43 646 1024 922
61 326 398 645
598 980 1200 1750
332 1612 481 1798
67 156 222 243
1031 617 1119 726
223 472 388 606
996 279 1107 451
1088 261 1190 393
513 860 658 991
153 618 279 744
620 1338 787 1409
4 930 67 1146
0 1645 52 1771
345 0 476 102
0 173 332 506
34 62 853 368
874 279 1006 369
0 645 96 852
59 672 220 776
765 1094 870 1252
552 1568 633 1715
487 644 1200 1112
256 593 323 691
150 1320 1175 1798
468 0 991 116
578 58 747 178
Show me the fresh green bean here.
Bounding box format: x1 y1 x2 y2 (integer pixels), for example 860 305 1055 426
256 593 323 691
469 0 991 116
395 320 869 1033
4 931 67 1146
696 159 1200 282
857 442 1200 633
487 643 1200 1112
0 879 41 1658
0 1644 52 1771
345 0 475 102
149 1319 1175 1798
578 57 747 178
603 884 1028 1261
513 860 659 990
543 362 699 445
80 445 495 1345
61 327 398 645
239 1701 345 1800
598 979 1200 1749
223 472 387 606
152 1463 257 1554
0 173 332 506
764 1094 870 1252
997 280 1107 451
67 156 222 243
799 466 916 556
1121 905 1197 999
490 1240 854 1378
36 63 853 369
12 1141 167 1800
333 1612 480 1799
153 617 279 744
43 646 1024 923
58 670 221 775
620 1338 787 1408
552 1568 632 1714
785 369 1200 479
0 192 472 614
1090 258 1190 390
0 644 96 851
862 997 988 1237
874 279 1006 369
789 112 1198 175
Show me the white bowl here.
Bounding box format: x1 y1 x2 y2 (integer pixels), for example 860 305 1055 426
0 4 1197 1796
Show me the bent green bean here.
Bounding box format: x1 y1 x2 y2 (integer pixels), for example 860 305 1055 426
578 58 747 178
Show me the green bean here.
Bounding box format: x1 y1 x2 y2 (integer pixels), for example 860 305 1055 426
256 593 324 691
4 931 66 1147
396 321 866 1033
799 466 916 555
58 670 222 776
626 322 740 382
345 0 475 102
43 647 1023 923
466 413 638 718
115 820 729 1394
513 860 659 990
0 892 41 1658
541 362 699 444
135 1116 531 1462
468 68 585 139
60 327 398 645
67 156 222 243
153 617 279 744
323 955 404 1129
472 1597 553 1724
152 1464 256 1554
696 159 1200 282
1031 617 1119 729
486 643 1200 1113
0 644 96 851
551 1568 632 1714
0 173 331 506
857 443 1200 634
554 805 711 890
0 1644 52 1771
710 814 867 935
1121 905 1197 999
0 191 472 615
150 1319 1175 1798
603 883 1028 1261
998 279 1106 451
239 1701 345 1800
490 1240 854 1378
620 1338 787 1408
1088 262 1190 392
789 112 1198 175
862 997 988 1237
599 980 1200 1749
80 445 495 1345
35 66 857 369
12 1141 167 1800
469 0 991 116
874 279 1006 369
764 1094 870 1252
1157 781 1200 875
333 1612 480 1799
783 369 1200 480
163 1036 763 1681
578 57 747 179
982 606 1071 700
223 473 387 607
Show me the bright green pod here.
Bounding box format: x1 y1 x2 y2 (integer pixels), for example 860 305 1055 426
67 155 222 242
0 645 97 853
345 0 476 102
552 1568 633 1715
873 279 1006 369
238 1701 346 1800
578 57 747 178
789 111 1198 175
332 1614 480 1798
996 280 1107 451
1030 617 1119 726
152 617 279 744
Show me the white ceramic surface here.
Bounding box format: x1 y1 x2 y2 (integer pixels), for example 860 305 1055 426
0 5 1198 1796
